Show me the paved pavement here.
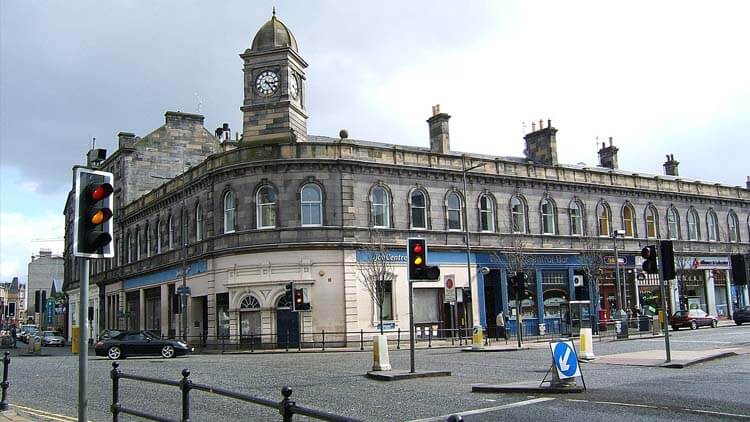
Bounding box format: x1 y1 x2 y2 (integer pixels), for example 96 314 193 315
0 410 31 422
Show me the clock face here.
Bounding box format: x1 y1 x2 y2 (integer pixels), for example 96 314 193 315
255 70 279 96
289 72 299 99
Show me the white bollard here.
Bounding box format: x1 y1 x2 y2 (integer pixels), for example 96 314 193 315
471 325 485 350
371 334 392 371
578 328 595 360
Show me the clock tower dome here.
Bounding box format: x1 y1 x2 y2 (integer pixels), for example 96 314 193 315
241 10 308 142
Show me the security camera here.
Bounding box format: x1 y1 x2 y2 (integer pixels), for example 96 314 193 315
480 267 491 275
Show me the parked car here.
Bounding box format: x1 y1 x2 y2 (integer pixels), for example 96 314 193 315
94 330 193 360
97 329 121 341
40 331 66 347
734 306 750 325
670 309 718 330
18 326 40 344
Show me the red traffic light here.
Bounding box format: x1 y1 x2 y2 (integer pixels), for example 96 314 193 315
641 247 652 259
90 183 113 201
413 243 423 254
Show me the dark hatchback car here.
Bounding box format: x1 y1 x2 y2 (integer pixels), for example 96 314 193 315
670 309 718 330
734 306 750 325
94 330 193 360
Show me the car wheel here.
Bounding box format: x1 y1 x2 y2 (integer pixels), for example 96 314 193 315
107 346 122 360
737 321 743 326
711 320 718 328
161 345 175 358
690 321 697 330
672 326 679 331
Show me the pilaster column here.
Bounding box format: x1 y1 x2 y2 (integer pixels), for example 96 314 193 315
139 289 145 331
160 284 169 337
705 270 716 316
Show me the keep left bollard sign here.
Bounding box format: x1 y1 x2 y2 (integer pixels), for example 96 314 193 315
550 340 581 380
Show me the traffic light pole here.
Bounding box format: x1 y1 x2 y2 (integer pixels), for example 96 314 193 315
656 246 672 362
408 277 415 373
78 259 89 422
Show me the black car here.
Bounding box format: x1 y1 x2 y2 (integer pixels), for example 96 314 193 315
734 306 750 325
94 330 193 360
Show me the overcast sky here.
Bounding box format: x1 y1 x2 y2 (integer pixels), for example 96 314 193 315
1 1 749 284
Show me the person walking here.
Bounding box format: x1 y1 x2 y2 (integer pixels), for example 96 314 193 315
10 325 17 348
495 312 506 341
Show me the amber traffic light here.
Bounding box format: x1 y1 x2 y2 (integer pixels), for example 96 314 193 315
74 168 114 258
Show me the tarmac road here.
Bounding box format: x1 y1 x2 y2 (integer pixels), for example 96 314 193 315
3 323 749 421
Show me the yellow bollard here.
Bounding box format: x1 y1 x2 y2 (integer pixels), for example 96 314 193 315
471 325 484 350
578 327 595 359
71 326 80 354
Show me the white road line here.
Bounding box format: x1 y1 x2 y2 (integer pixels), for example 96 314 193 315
589 400 659 409
408 397 556 422
686 408 750 419
566 399 750 418
11 404 79 422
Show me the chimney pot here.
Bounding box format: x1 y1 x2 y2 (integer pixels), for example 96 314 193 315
547 119 551 128
427 108 451 153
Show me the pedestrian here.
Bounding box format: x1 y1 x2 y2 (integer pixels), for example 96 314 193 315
495 312 506 341
10 325 17 348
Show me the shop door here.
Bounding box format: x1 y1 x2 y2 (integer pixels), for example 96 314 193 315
276 295 299 348
240 311 262 344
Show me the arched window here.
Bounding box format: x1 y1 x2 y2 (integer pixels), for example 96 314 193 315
645 206 657 239
127 233 133 263
156 219 162 254
277 294 292 309
597 201 611 236
181 207 189 245
135 229 141 261
145 223 151 257
707 210 719 241
667 207 679 240
687 208 700 240
195 203 204 241
240 295 260 309
570 200 584 236
541 198 556 235
479 194 494 232
728 211 740 242
511 196 526 233
410 190 427 230
223 191 235 233
446 192 462 231
256 185 277 229
622 204 635 237
301 184 322 226
168 215 175 249
371 186 390 228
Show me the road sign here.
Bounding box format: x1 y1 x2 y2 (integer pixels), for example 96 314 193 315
176 286 191 295
444 274 456 303
549 340 581 379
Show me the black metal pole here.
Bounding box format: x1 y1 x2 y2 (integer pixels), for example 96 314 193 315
180 369 191 422
409 277 416 373
0 351 10 411
280 387 294 422
110 362 120 422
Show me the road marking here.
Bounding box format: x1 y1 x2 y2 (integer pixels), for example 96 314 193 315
408 397 556 422
11 404 79 422
566 399 750 418
686 408 750 419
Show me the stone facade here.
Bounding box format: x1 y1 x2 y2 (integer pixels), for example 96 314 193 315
64 13 750 346
26 250 63 327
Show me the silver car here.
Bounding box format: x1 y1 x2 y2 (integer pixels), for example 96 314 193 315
40 331 65 347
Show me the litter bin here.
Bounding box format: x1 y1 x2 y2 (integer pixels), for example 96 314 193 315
639 316 650 332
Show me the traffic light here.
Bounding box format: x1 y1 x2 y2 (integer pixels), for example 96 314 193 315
641 245 658 274
512 272 528 297
74 168 114 258
407 238 440 280
292 286 310 311
659 240 676 280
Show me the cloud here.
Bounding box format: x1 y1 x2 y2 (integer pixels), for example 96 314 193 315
0 211 64 282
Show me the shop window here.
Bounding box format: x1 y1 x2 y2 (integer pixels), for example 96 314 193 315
216 293 229 339
511 196 526 233
239 295 261 342
446 192 462 231
379 280 394 321
410 190 427 229
479 194 495 232
256 185 277 229
223 191 235 233
301 184 322 226
371 186 390 228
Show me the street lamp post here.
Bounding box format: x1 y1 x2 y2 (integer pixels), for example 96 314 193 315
151 164 190 341
461 158 485 332
612 229 626 320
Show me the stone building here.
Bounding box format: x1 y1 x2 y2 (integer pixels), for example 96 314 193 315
27 249 64 329
64 13 750 345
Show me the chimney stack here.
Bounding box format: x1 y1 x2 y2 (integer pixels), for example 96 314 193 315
118 132 136 149
427 104 451 154
598 137 619 169
663 154 679 176
746 176 750 190
523 119 558 165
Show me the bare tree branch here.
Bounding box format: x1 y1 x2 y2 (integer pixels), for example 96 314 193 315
355 231 395 335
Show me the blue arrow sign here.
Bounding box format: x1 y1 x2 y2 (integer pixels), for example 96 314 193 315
550 341 581 379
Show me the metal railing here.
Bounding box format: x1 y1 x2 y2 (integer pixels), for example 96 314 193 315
0 351 10 411
110 362 361 422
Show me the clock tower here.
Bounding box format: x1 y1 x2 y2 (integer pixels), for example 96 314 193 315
241 10 308 142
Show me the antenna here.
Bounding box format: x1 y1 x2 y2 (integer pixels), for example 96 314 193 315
194 92 203 114
92 137 96 149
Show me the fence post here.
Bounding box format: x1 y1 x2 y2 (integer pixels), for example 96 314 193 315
451 328 455 346
251 334 255 353
322 329 326 351
397 328 401 350
180 369 192 422
279 386 294 422
286 330 290 352
360 329 364 351
0 351 10 411
110 362 120 422
428 328 432 348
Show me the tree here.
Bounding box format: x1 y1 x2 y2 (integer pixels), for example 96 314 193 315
578 236 604 308
356 232 395 335
491 231 533 347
